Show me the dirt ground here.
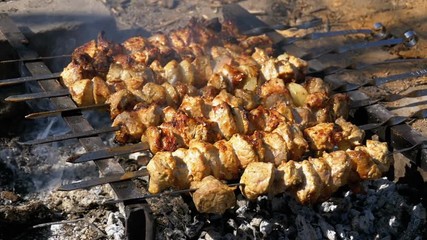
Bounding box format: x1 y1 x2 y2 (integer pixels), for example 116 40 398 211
1 0 427 239
101 0 427 55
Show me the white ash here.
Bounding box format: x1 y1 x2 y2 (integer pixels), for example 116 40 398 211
259 219 273 236
0 138 99 194
105 212 125 240
45 185 124 240
0 113 123 239
172 177 426 239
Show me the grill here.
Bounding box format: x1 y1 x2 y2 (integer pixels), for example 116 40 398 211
0 3 426 239
0 13 154 240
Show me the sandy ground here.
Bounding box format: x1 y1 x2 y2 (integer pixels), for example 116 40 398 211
0 0 426 239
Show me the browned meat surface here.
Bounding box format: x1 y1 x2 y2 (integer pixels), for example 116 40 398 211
240 162 275 200
146 124 392 209
191 176 236 214
60 17 393 215
69 79 94 106
146 151 178 194
304 123 337 152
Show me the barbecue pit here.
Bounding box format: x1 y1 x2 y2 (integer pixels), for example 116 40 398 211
0 1 426 239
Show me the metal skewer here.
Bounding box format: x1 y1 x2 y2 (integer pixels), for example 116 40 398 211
388 140 427 156
302 30 417 60
25 103 110 119
0 54 71 64
328 67 427 93
283 22 388 45
104 183 243 205
18 126 120 145
68 142 150 163
243 18 323 36
58 168 148 191
357 108 427 131
307 57 427 78
5 89 70 102
0 72 61 87
383 85 427 102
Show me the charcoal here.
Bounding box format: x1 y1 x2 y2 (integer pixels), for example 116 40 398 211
259 219 273 236
175 178 426 239
185 216 205 238
318 216 337 240
295 215 319 240
164 228 186 240
399 204 426 240
204 230 222 240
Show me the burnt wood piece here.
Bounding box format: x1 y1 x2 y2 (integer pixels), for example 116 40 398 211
222 4 426 180
0 13 153 240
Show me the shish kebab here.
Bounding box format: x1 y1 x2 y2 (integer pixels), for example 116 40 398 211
59 19 352 150
110 76 350 152
62 43 307 109
57 18 393 215
146 136 391 214
63 39 351 150
60 18 279 105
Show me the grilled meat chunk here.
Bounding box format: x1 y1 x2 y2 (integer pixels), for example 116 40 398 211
189 140 222 179
262 131 289 166
191 176 236 214
346 149 382 181
69 79 94 106
304 123 340 152
355 139 391 173
112 111 144 143
209 102 239 139
322 151 351 192
229 134 259 169
92 76 111 104
335 117 365 149
214 140 240 180
147 151 178 194
293 160 323 204
240 162 275 200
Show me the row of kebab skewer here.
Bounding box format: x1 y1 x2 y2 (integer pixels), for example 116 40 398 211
60 18 392 214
